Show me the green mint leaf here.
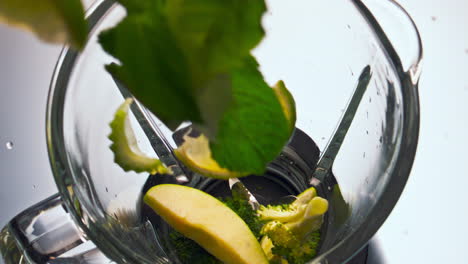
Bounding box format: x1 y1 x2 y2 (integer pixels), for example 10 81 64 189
99 0 266 132
0 0 87 49
109 98 172 175
165 0 266 83
99 6 203 129
209 57 291 174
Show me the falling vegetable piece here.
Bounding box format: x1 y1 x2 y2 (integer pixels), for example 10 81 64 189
174 133 248 179
0 0 87 49
109 98 172 175
273 80 297 133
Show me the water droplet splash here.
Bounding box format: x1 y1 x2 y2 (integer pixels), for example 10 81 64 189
5 141 13 150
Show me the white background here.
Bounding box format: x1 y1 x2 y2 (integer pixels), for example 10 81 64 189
0 0 466 263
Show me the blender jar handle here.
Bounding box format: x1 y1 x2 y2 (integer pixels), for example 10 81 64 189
0 194 112 264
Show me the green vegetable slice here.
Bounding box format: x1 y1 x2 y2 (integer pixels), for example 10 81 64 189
0 0 87 49
109 98 172 175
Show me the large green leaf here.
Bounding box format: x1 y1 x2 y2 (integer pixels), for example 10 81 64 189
165 0 267 85
210 57 291 174
99 7 203 129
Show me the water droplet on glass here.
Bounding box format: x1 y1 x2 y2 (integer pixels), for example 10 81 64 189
176 175 189 183
5 141 13 150
366 130 369 135
363 152 366 158
348 67 354 76
347 24 351 29
106 187 109 193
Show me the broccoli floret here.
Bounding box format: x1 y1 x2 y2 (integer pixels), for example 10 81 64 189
222 196 264 238
258 187 328 264
257 187 317 222
271 231 321 264
168 231 221 264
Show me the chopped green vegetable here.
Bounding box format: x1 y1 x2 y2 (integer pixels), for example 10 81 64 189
258 187 328 264
168 231 221 264
257 187 317 222
270 231 321 264
221 195 264 239
99 0 295 175
0 0 87 49
109 98 172 175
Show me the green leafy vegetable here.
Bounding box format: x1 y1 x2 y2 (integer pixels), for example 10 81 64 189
100 0 294 175
98 5 202 129
0 0 87 49
209 56 290 174
99 0 267 131
109 98 172 175
165 0 266 84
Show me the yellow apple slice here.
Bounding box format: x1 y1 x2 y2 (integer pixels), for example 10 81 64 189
144 184 269 264
174 133 248 179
